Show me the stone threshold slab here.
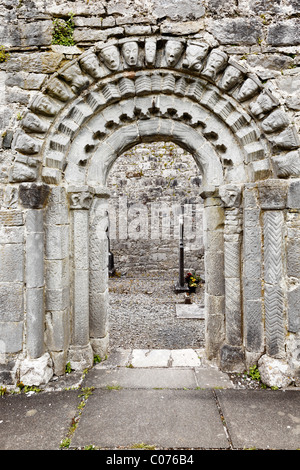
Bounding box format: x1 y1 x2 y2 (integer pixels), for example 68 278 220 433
96 348 205 369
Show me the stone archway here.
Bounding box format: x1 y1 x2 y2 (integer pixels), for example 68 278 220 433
4 35 300 382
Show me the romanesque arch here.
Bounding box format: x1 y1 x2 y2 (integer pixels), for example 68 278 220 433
2 35 300 384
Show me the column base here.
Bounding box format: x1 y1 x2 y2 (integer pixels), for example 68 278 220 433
67 343 94 372
90 334 109 359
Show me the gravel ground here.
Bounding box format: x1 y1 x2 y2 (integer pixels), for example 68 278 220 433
108 274 205 350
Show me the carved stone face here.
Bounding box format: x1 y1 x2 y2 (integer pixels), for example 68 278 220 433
122 41 139 66
249 93 277 116
100 45 120 71
261 110 289 133
47 78 73 102
183 43 209 71
165 40 184 67
14 133 40 155
219 185 241 208
22 112 47 133
202 51 227 80
219 65 243 91
31 95 59 116
145 39 156 66
80 53 103 78
237 78 260 102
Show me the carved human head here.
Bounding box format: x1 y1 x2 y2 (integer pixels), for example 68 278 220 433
99 45 120 71
165 40 184 67
145 39 157 66
183 42 209 71
237 78 260 102
80 53 103 79
219 65 243 91
122 41 139 66
202 50 228 80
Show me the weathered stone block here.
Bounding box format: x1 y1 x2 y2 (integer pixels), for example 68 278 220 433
244 299 264 353
90 290 109 338
205 251 225 296
0 283 24 322
0 244 24 282
208 19 262 45
287 179 300 209
26 233 44 288
46 287 69 312
46 310 70 352
287 239 300 278
26 287 45 358
243 278 262 301
45 259 69 291
257 180 287 210
220 344 245 373
45 225 69 260
0 321 23 353
267 20 300 46
6 52 64 74
287 286 300 333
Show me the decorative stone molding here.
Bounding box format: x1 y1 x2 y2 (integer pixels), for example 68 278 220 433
19 183 50 209
8 35 298 187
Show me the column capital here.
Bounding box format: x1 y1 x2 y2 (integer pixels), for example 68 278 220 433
19 183 50 209
67 185 94 210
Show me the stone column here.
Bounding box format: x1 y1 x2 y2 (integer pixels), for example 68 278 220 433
258 180 288 359
89 186 111 358
67 186 94 371
242 184 264 366
219 184 245 372
19 183 50 359
201 187 225 363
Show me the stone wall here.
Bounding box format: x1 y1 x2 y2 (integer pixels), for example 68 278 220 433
0 0 299 387
107 141 204 276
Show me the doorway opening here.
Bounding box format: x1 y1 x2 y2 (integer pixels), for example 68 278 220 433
106 142 205 351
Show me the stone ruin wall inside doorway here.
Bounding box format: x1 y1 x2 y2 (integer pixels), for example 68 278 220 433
0 0 300 386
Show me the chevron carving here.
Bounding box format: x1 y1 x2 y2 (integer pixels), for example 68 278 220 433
263 211 285 357
264 211 284 284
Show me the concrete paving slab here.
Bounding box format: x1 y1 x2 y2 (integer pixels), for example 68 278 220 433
216 389 300 450
170 349 201 367
131 349 171 367
0 390 79 450
71 389 230 449
195 368 234 389
175 304 205 319
83 367 198 389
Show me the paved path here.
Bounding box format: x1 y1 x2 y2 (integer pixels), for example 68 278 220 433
1 349 300 451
